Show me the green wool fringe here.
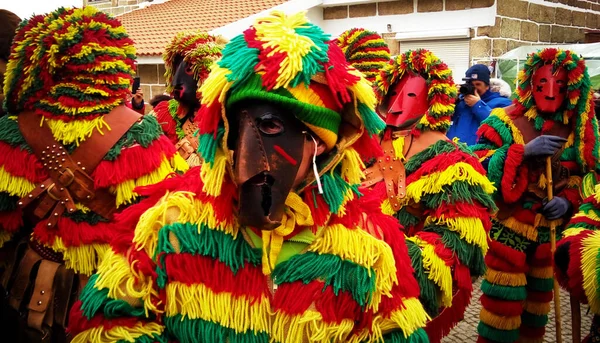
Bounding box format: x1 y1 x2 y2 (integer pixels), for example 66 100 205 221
382 327 429 343
424 226 486 277
198 126 224 164
0 193 18 212
166 99 186 140
0 116 28 149
525 276 554 292
64 210 109 224
484 114 516 146
521 311 549 328
422 180 497 211
406 239 439 316
163 314 269 343
395 209 420 229
79 273 148 320
404 140 457 174
321 171 360 214
358 102 385 136
272 252 375 307
104 114 163 161
219 34 260 86
477 322 520 343
480 280 527 301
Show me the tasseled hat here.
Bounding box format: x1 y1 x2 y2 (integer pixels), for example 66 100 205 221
334 28 391 84
197 11 385 157
514 48 600 172
163 31 227 95
3 7 136 119
374 49 457 133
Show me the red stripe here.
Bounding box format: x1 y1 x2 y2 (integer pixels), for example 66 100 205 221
67 301 142 336
309 82 341 113
489 240 527 268
477 124 503 148
529 243 552 268
164 253 269 300
501 144 529 204
273 145 297 166
427 201 491 228
485 254 528 274
406 149 487 184
153 100 179 145
480 294 523 317
526 290 553 303
32 216 115 247
0 141 47 182
93 135 177 188
0 210 24 233
519 325 545 338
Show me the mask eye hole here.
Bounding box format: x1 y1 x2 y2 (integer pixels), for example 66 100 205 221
539 78 548 84
257 114 284 136
408 92 416 98
185 64 194 76
556 79 566 86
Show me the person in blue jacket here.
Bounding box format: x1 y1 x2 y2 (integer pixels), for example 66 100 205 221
447 64 512 146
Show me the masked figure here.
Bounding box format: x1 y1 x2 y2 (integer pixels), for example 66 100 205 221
472 48 600 343
0 7 187 342
0 9 20 117
152 32 225 167
362 49 496 343
68 11 436 342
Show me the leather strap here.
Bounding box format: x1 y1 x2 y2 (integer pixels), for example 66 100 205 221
17 106 141 220
52 265 75 328
1 240 28 290
27 260 61 332
8 248 42 310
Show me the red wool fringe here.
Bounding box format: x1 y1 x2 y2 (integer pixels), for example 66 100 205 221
526 290 553 303
316 283 364 324
512 207 536 226
163 253 269 300
406 149 487 184
93 135 177 188
428 200 491 226
477 124 504 148
33 216 115 247
196 101 222 135
0 210 23 233
425 286 472 343
480 294 523 317
67 300 142 335
153 101 179 145
302 186 332 229
564 231 590 300
489 240 527 269
501 144 529 204
351 132 383 162
529 243 552 268
271 280 324 316
0 141 47 182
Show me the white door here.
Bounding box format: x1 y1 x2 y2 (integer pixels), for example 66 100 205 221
399 39 471 82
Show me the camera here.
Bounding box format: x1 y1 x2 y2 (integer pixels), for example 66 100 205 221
459 77 476 96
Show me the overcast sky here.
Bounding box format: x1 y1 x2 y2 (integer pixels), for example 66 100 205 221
2 0 81 20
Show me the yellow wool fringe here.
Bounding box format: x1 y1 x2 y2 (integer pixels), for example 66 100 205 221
94 249 159 315
496 109 525 145
48 238 109 276
43 115 110 146
562 227 587 238
528 266 553 279
171 153 190 173
479 308 521 330
0 166 36 197
523 300 551 315
500 217 538 241
200 148 228 197
0 231 12 248
374 297 430 340
71 321 164 343
134 191 238 258
272 309 355 343
424 216 489 253
112 156 176 207
581 231 600 314
572 206 600 223
485 269 527 287
478 149 496 163
392 135 406 161
307 223 398 311
410 237 453 307
380 198 395 216
347 68 378 109
340 148 365 185
404 162 496 204
165 282 270 334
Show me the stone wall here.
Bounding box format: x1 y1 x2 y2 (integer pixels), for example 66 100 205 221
137 63 167 108
472 0 600 62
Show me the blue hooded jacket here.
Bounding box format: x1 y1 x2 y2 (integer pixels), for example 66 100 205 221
447 90 512 146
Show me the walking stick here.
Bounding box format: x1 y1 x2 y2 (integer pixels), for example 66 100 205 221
571 295 581 343
546 157 563 343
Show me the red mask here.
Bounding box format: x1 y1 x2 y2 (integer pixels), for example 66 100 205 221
532 64 568 114
384 74 429 128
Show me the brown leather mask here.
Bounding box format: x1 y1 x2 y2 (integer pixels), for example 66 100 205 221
228 102 306 231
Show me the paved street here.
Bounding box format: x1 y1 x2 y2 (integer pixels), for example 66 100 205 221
443 280 593 342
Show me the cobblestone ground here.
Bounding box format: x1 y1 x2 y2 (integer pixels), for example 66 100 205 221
443 279 593 342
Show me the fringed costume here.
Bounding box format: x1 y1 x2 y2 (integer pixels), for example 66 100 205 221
0 7 187 341
68 12 433 343
471 48 600 343
363 49 496 343
151 32 225 167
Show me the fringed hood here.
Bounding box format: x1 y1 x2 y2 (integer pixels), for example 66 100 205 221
195 10 386 211
162 31 226 95
334 28 391 84
374 49 457 134
514 48 600 172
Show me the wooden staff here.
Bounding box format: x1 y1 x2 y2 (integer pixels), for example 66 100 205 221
571 295 581 343
546 156 563 343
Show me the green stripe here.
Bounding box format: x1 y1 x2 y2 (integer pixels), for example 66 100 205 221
79 273 148 320
406 239 439 316
63 209 109 224
382 327 429 343
477 322 520 343
525 276 554 292
404 140 457 174
0 193 19 212
421 180 497 211
0 116 28 148
521 311 549 328
164 314 269 343
104 114 164 161
482 112 515 145
272 251 374 307
423 226 486 277
481 280 527 301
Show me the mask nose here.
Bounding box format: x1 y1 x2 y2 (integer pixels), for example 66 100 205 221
389 92 404 115
546 81 557 99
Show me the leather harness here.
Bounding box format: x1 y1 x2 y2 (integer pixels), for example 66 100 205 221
175 118 199 160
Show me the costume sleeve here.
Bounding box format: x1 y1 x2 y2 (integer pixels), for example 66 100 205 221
399 141 497 341
471 100 493 122
150 99 180 145
555 187 600 315
471 109 529 204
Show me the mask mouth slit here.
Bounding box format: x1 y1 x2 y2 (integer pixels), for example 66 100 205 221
247 172 275 216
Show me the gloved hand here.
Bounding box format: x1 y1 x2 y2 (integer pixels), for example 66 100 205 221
541 196 572 220
523 135 567 158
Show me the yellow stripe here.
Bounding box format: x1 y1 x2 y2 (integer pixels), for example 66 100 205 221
581 231 600 313
48 238 109 276
165 281 270 334
287 82 326 108
485 269 527 287
272 309 355 343
373 297 430 340
562 227 587 238
170 153 190 173
0 166 36 197
44 116 110 146
480 308 521 330
495 109 524 145
304 123 337 151
71 321 164 343
112 156 176 207
348 68 377 108
39 97 123 117
500 216 537 241
528 266 553 279
307 223 398 311
523 300 551 315
424 216 489 253
200 147 228 197
409 236 453 307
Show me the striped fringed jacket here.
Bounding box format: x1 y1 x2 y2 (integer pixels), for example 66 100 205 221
366 133 496 342
68 166 432 343
0 114 188 276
